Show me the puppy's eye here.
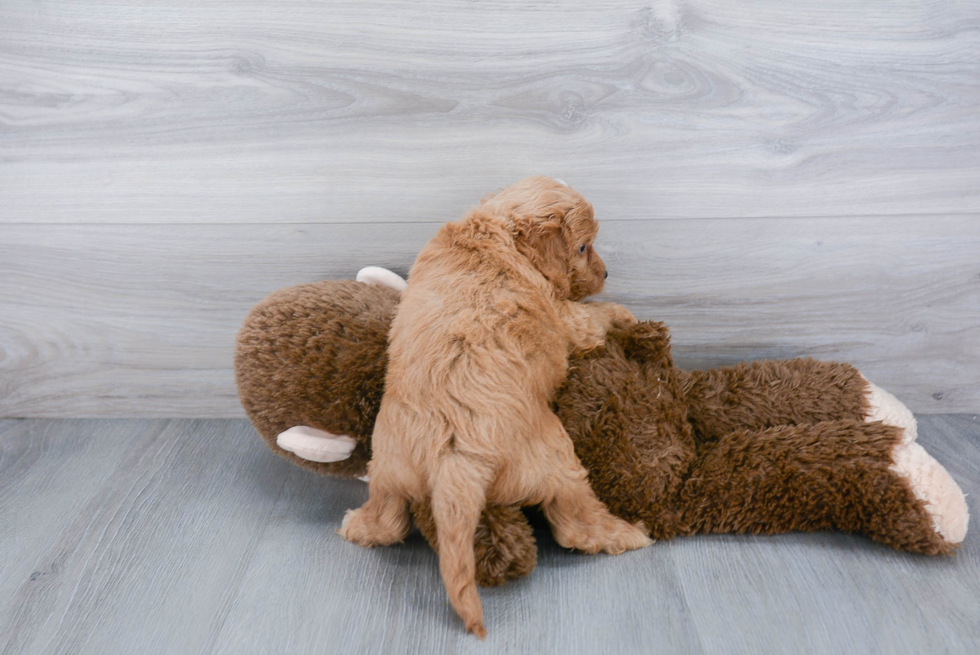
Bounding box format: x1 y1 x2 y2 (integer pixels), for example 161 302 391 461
579 244 587 254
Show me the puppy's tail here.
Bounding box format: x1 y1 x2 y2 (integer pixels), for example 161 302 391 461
431 455 491 638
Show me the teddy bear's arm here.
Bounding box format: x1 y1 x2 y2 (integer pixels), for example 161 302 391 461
680 358 873 443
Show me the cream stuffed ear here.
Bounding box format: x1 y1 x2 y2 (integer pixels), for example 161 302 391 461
356 266 407 291
277 426 357 463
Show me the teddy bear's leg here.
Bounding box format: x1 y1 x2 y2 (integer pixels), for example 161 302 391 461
679 419 967 554
411 500 538 587
861 374 917 444
890 439 968 545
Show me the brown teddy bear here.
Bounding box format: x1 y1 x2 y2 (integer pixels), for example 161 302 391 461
235 267 968 587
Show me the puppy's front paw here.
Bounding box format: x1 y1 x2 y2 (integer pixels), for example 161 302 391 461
590 518 652 555
607 303 637 328
338 508 380 547
588 301 636 331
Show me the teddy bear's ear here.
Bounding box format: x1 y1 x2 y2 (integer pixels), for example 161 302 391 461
619 321 673 364
356 266 407 291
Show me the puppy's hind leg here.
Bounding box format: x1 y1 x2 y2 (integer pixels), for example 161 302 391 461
431 456 492 638
538 416 652 555
339 468 412 547
544 470 652 555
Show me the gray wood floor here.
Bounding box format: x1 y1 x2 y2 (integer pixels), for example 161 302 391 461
1 416 977 654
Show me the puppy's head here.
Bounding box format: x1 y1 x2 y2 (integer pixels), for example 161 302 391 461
481 176 607 301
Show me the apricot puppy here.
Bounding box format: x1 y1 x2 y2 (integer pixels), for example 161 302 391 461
339 177 651 636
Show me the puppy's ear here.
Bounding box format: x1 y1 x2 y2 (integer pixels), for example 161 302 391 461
512 216 571 299
478 189 501 205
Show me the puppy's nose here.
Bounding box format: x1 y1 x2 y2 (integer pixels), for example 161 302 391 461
604 270 608 279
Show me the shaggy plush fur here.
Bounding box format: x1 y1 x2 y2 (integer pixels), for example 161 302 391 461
411 501 538 588
236 278 966 592
555 322 953 555
235 280 394 479
336 177 649 636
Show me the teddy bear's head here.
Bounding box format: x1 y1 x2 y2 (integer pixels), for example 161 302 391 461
235 280 400 477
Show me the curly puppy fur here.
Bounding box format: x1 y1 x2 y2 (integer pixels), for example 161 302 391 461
337 177 650 636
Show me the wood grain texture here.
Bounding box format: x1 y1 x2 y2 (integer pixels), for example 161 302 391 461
0 420 148 605
672 413 980 655
0 417 977 653
2 217 978 416
0 419 291 655
1 0 978 224
2 0 979 416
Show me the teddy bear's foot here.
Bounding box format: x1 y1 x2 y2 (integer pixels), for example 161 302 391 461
277 426 357 463
862 375 917 445
356 266 407 291
890 440 969 545
473 505 538 587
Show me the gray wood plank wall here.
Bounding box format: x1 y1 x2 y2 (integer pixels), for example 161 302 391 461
1 1 979 416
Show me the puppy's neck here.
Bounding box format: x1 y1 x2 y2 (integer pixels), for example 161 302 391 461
439 210 572 300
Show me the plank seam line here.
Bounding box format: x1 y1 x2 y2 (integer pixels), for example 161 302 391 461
2 213 979 227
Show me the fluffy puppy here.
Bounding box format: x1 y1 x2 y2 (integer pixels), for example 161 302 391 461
339 177 651 636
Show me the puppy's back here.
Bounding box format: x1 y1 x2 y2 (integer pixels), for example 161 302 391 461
384 220 568 438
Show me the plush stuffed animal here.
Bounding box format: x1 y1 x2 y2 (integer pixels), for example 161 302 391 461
235 267 969 587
